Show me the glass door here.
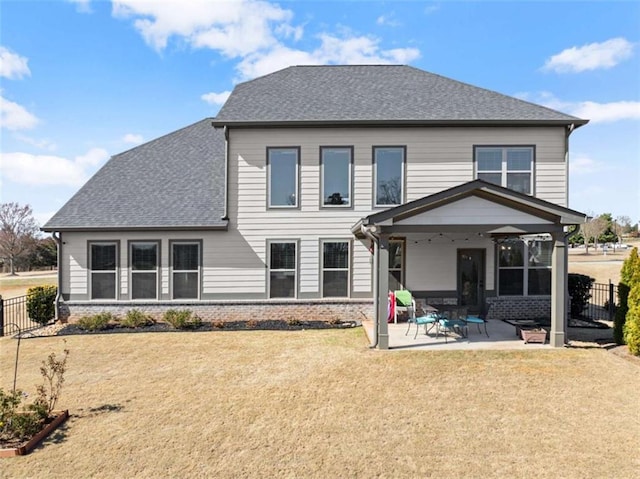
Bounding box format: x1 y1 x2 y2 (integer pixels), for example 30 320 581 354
457 249 485 314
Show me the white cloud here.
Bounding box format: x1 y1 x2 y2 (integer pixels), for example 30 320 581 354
112 0 292 56
1 148 109 187
518 91 640 123
237 33 420 80
543 37 635 73
13 133 57 151
569 155 605 175
0 94 39 130
113 0 421 82
122 133 144 144
424 4 440 15
0 46 31 80
376 14 401 27
66 0 92 14
201 90 231 106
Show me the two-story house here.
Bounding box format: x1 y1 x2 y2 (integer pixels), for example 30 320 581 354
43 65 588 348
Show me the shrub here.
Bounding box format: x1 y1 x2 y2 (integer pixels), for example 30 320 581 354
246 319 259 329
568 273 594 317
615 247 640 345
163 309 201 330
212 320 225 329
76 312 116 331
285 317 301 326
624 282 640 355
121 309 155 328
26 285 57 325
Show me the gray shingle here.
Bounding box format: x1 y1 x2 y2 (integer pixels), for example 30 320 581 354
42 119 227 231
215 65 586 125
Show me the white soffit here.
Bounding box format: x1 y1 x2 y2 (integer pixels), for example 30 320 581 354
394 195 554 226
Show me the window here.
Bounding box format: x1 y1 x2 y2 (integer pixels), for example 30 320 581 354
269 241 296 298
497 238 551 296
321 147 352 207
268 147 299 208
374 146 404 206
389 239 405 291
322 241 350 297
476 146 534 194
172 242 200 299
130 242 158 299
90 242 117 300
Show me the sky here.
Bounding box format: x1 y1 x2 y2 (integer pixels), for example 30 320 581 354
1 0 639 230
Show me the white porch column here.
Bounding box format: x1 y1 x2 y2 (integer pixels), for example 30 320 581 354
550 232 568 347
377 234 390 349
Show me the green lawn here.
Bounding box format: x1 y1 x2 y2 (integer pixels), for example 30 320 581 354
1 328 639 478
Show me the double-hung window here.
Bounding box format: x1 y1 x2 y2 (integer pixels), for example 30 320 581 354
374 146 405 206
498 238 551 296
321 147 352 207
476 146 534 194
268 241 297 298
130 242 158 299
172 242 200 299
267 147 299 208
322 241 350 297
90 242 118 300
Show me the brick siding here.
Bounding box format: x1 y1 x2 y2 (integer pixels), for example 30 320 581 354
486 296 551 320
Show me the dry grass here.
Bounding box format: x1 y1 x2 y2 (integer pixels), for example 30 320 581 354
1 329 639 478
0 273 57 299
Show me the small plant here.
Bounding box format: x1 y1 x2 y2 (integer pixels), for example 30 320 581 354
35 346 70 415
285 317 301 326
76 312 116 331
26 285 57 325
163 309 202 330
212 320 225 329
328 317 342 326
246 319 259 329
121 309 156 328
568 273 594 317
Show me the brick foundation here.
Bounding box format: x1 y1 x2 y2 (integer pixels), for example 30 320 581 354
486 296 551 320
58 300 374 324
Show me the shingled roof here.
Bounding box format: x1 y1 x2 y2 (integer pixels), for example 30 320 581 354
214 65 587 127
42 119 227 231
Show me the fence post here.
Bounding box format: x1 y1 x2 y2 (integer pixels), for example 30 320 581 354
0 297 4 337
608 281 615 320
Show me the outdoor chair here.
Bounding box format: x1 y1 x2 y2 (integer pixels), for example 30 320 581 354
436 309 468 343
464 303 491 337
393 289 416 323
405 308 440 339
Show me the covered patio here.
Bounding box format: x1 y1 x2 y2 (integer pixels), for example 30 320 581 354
352 180 587 350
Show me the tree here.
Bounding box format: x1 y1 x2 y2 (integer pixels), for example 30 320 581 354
27 237 58 269
0 203 39 275
614 215 632 246
580 214 607 254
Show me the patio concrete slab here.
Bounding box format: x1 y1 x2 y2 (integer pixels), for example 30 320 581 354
362 319 553 350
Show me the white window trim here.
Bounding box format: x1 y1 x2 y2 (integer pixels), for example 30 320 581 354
129 241 159 300
267 147 300 209
475 146 535 195
89 241 118 301
320 239 351 298
267 240 298 299
320 146 353 208
170 241 201 300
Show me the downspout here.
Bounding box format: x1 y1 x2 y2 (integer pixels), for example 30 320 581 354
361 224 379 348
52 231 62 322
223 125 229 220
564 124 575 208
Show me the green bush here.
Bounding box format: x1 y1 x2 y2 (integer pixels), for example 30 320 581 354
163 309 201 330
121 309 155 328
76 312 116 331
568 273 594 317
615 247 640 345
26 285 57 325
624 282 640 355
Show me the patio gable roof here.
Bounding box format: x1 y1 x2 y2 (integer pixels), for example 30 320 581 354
352 180 587 236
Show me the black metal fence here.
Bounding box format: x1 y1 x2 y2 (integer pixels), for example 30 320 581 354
583 282 618 322
0 295 54 336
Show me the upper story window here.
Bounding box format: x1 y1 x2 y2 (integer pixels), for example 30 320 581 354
90 242 118 300
267 147 299 208
130 242 159 300
374 146 405 207
475 146 534 195
321 147 352 207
